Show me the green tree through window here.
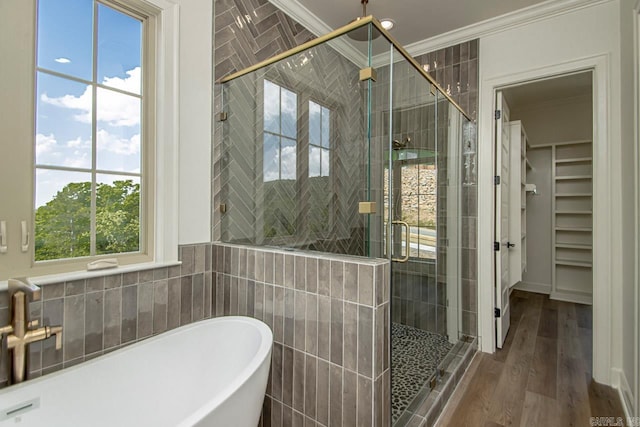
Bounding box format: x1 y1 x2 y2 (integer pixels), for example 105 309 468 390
35 180 140 260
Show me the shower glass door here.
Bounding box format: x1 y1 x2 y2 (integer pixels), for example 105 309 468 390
371 45 463 426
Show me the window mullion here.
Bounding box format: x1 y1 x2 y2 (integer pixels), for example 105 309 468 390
279 87 283 180
90 1 99 257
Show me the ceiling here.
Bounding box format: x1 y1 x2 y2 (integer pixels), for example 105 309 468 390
502 71 593 109
293 0 550 46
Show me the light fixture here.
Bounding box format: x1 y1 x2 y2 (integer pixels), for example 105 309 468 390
347 0 381 41
380 19 395 31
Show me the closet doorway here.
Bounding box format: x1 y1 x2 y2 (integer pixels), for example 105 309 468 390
493 71 594 347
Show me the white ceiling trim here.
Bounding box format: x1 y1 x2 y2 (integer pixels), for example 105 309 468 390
270 0 612 59
402 0 612 56
269 0 367 66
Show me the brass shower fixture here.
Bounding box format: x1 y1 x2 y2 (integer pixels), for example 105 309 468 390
347 0 381 41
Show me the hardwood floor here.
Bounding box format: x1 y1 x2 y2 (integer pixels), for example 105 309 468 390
435 290 625 427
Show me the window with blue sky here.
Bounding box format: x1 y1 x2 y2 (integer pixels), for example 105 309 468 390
263 80 297 182
308 100 330 177
35 0 144 260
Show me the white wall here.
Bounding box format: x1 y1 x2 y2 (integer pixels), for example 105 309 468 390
619 0 637 416
511 96 593 146
477 0 624 388
176 0 212 244
522 147 553 289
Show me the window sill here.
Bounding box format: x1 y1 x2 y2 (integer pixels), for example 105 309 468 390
0 260 182 292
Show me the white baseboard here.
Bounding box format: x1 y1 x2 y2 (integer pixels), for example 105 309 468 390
514 281 551 294
612 368 636 418
550 290 593 305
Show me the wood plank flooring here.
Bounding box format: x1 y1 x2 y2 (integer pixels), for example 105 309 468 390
435 290 625 427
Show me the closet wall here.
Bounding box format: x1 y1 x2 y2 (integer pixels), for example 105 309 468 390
510 93 593 299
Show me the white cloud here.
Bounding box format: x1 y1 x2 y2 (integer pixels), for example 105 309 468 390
63 152 90 168
41 89 92 123
55 57 71 64
280 145 296 180
36 133 57 156
102 68 140 94
41 67 141 127
97 129 140 156
66 137 90 148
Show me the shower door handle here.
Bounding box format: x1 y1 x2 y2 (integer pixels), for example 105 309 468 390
391 220 410 263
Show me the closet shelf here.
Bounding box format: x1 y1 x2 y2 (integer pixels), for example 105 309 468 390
555 193 592 197
555 227 593 232
555 210 592 215
555 175 592 180
555 259 593 268
555 243 593 250
554 157 592 164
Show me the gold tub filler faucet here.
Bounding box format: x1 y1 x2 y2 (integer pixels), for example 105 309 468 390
0 278 63 384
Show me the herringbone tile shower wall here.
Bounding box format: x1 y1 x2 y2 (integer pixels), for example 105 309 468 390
213 0 367 256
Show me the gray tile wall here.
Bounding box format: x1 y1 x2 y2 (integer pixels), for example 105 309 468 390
212 242 390 427
415 41 479 338
415 40 478 121
0 243 214 388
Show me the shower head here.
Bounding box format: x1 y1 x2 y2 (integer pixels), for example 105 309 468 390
346 0 381 41
392 136 411 150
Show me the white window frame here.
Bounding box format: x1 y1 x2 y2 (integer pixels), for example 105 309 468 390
262 79 298 183
0 0 179 280
308 99 331 178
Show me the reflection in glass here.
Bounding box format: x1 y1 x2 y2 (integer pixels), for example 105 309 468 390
35 170 91 260
281 88 297 139
96 87 141 172
309 102 321 146
95 174 140 254
36 72 92 168
309 146 321 177
321 107 330 148
308 101 330 178
321 148 330 177
263 80 280 134
280 139 297 180
97 3 142 95
263 80 297 182
263 133 279 182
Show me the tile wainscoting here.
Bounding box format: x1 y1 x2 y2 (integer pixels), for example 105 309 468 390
0 243 215 388
212 242 391 427
1 242 391 427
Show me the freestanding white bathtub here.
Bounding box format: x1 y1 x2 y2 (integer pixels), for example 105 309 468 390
0 316 273 427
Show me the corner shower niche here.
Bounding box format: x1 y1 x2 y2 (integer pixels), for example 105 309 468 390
217 17 474 427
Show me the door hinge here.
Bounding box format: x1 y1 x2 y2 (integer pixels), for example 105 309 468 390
494 307 501 318
494 175 501 185
493 241 500 251
495 110 501 120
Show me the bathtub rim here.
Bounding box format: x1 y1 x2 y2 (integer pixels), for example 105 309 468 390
0 316 273 426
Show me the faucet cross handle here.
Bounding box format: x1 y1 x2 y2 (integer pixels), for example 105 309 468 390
46 326 63 350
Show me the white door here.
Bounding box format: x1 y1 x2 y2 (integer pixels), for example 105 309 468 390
495 92 511 348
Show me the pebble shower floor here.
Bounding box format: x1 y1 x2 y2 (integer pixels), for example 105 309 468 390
391 323 453 424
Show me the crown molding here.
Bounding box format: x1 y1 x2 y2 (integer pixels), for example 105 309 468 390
270 0 612 63
402 0 612 57
268 0 367 66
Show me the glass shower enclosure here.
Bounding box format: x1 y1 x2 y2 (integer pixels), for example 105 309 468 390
218 17 472 425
